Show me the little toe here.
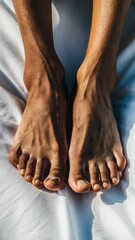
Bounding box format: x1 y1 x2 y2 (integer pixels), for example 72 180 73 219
107 158 119 185
89 162 101 192
99 163 111 190
113 145 126 172
19 154 29 176
44 164 67 191
9 146 22 167
25 156 36 182
32 158 45 188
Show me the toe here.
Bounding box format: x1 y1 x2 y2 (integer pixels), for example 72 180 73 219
25 156 36 182
113 144 126 172
98 163 111 190
69 158 90 193
9 146 22 167
107 158 119 185
18 154 29 176
44 157 67 191
44 166 67 191
32 158 45 188
69 175 90 193
89 162 101 192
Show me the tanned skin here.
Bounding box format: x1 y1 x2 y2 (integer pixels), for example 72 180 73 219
9 0 68 190
69 0 131 193
9 0 131 193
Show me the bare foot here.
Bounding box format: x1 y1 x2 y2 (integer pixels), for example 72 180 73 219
68 61 126 193
9 60 68 190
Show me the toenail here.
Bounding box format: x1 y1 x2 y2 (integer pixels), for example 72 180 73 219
112 177 118 184
35 179 42 185
49 177 60 185
103 182 109 189
26 175 33 181
93 184 101 191
119 171 122 178
20 169 25 175
77 180 88 188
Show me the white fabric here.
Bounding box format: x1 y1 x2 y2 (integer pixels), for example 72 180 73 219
0 0 135 239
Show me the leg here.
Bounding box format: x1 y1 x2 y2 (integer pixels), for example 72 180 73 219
69 0 131 193
9 0 68 190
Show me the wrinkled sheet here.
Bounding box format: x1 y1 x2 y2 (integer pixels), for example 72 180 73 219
0 0 135 239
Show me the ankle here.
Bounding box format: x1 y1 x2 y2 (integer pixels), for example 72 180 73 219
24 52 65 92
77 57 117 94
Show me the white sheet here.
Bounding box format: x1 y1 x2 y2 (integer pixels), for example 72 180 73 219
0 0 135 239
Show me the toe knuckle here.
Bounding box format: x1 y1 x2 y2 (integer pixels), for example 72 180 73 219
90 172 98 180
50 167 63 176
26 160 33 168
37 158 42 166
101 171 108 178
91 180 99 186
26 166 31 172
120 156 126 166
119 164 126 171
108 160 116 169
34 175 40 180
73 170 83 179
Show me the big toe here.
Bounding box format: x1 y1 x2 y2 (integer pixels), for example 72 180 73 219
44 162 67 191
69 158 90 193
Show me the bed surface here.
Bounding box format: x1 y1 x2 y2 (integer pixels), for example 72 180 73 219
0 1 135 239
